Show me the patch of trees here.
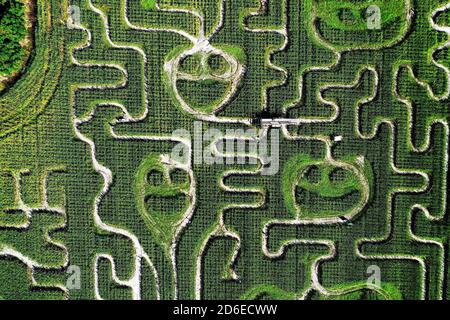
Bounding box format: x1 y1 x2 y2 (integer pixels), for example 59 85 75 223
0 0 27 76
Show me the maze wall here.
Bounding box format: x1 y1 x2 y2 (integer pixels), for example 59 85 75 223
0 0 449 300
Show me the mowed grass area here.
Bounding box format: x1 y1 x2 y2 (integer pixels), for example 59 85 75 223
0 0 449 300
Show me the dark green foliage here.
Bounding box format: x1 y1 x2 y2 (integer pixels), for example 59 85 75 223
0 0 27 75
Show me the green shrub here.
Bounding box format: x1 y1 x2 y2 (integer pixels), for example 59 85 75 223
0 0 27 76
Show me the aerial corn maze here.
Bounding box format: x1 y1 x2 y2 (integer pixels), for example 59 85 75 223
0 0 449 301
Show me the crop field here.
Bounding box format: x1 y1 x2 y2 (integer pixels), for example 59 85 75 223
0 0 449 300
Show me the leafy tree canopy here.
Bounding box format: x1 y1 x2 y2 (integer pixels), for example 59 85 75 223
0 0 27 76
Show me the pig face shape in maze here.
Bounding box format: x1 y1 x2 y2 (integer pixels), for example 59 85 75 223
283 154 372 221
135 154 192 247
310 0 411 50
165 42 246 116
